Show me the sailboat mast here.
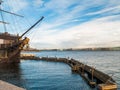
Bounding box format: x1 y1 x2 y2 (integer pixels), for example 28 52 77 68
0 0 7 32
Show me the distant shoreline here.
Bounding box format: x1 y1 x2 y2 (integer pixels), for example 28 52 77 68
40 49 120 51
22 49 40 52
40 47 120 51
23 47 120 52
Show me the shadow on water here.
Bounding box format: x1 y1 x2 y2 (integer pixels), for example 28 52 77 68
0 60 97 90
0 63 26 88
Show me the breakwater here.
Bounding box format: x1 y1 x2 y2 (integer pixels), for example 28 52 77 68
21 54 117 90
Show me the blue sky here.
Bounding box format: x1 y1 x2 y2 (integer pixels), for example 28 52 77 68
1 0 120 49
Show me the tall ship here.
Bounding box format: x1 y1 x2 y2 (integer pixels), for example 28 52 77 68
0 1 44 63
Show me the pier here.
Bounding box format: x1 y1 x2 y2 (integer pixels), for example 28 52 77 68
0 80 25 90
21 54 117 90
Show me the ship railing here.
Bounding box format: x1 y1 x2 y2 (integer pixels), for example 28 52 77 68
0 32 19 40
0 38 27 49
0 32 18 37
0 41 20 49
0 44 11 49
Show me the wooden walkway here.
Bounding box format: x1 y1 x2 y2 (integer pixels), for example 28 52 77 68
21 55 117 90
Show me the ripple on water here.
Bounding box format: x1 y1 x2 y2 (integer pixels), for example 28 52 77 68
0 51 120 90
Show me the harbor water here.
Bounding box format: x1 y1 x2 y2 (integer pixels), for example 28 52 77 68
0 51 120 90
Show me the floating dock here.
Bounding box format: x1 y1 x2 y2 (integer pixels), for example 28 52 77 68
0 80 25 90
21 54 117 90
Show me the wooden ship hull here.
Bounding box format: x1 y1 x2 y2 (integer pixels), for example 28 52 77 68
0 52 20 63
0 51 20 63
0 32 29 63
0 0 44 64
0 17 44 64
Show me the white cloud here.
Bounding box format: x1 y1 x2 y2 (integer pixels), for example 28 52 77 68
2 0 120 49
5 0 28 12
33 0 44 7
30 15 120 49
87 5 120 15
44 0 78 13
38 0 120 30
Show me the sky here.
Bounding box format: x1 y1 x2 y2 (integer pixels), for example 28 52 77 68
1 0 120 49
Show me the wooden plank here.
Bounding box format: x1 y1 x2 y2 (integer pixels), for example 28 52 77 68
98 84 117 90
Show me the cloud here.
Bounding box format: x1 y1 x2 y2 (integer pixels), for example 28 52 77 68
30 15 120 49
86 5 120 16
44 0 79 13
1 0 120 49
4 0 28 12
36 0 120 31
27 0 120 49
33 0 44 7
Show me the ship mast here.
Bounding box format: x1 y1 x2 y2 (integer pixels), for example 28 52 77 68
0 0 44 39
0 0 23 33
0 0 7 32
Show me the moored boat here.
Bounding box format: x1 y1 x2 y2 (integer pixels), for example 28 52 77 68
0 0 44 63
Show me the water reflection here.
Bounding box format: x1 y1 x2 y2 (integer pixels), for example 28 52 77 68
0 63 26 88
0 51 120 90
24 51 120 89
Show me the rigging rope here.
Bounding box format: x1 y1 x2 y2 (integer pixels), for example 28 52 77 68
0 3 7 32
4 1 17 34
0 0 43 48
